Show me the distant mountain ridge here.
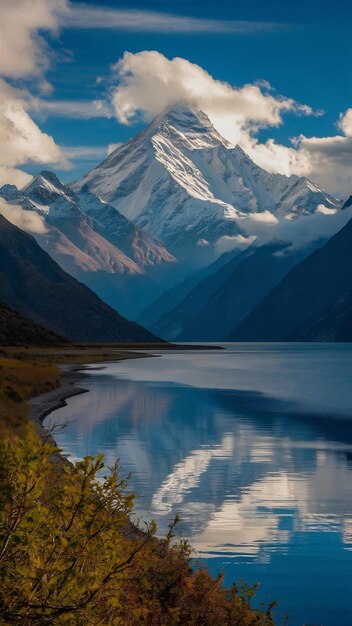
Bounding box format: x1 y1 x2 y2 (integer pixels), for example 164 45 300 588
0 172 175 318
139 246 242 330
0 214 160 343
149 241 315 341
228 217 352 342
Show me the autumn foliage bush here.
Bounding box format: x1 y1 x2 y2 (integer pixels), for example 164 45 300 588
0 425 276 625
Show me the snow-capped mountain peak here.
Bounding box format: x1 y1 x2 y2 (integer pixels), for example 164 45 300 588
23 170 77 212
72 104 340 260
149 105 232 150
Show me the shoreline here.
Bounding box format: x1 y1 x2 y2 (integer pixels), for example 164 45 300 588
28 342 223 431
28 349 152 443
29 364 90 429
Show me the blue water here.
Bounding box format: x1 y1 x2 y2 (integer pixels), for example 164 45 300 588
45 344 352 626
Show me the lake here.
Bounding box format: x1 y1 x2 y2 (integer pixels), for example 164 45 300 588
45 344 352 625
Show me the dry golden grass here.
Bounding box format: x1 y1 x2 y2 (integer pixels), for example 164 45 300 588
0 355 60 435
0 345 147 435
0 343 193 435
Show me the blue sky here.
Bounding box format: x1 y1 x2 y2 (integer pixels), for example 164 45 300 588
1 0 351 195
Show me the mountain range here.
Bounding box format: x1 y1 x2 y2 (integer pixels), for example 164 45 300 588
0 172 175 319
0 104 350 344
73 106 339 263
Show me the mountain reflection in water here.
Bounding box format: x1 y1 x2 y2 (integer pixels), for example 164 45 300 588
46 345 352 626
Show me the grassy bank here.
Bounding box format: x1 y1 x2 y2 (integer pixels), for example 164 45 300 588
0 354 60 435
0 346 276 625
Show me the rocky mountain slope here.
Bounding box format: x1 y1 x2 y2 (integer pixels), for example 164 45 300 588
0 173 175 318
139 247 241 329
0 215 160 343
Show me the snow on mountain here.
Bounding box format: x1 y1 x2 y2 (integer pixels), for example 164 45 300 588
0 172 176 318
0 171 175 271
73 105 340 259
77 190 175 268
2 172 142 276
0 107 342 322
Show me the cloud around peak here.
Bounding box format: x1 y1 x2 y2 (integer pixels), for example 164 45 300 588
111 51 313 139
109 51 352 197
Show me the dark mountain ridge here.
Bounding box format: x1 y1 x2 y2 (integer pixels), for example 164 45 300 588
228 217 352 342
0 215 160 343
0 302 68 347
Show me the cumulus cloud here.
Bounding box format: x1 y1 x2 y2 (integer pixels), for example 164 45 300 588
316 204 337 215
214 204 352 256
0 0 67 79
111 51 313 142
231 128 351 198
110 51 352 197
0 198 48 233
338 108 352 137
0 167 32 189
0 80 69 172
247 210 279 225
0 1 70 186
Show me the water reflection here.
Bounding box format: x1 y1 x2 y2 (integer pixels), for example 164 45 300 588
46 345 352 625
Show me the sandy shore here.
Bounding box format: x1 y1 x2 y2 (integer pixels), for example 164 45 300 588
29 365 89 428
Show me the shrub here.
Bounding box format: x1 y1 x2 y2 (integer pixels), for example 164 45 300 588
0 425 275 625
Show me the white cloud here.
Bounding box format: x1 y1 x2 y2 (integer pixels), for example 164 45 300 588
0 198 48 233
0 80 69 171
0 1 70 186
316 204 337 215
63 5 286 34
107 142 122 155
30 98 113 119
110 51 352 197
231 130 351 198
247 210 279 225
62 145 108 160
225 128 352 199
215 204 352 256
111 51 312 138
338 108 352 137
215 234 256 255
0 0 67 79
0 167 32 189
241 205 352 251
